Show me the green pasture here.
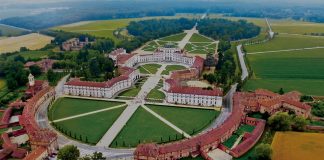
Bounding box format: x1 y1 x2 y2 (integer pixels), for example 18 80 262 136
244 48 324 95
111 107 181 148
147 105 220 135
49 97 124 120
245 34 324 53
161 65 187 75
54 107 126 144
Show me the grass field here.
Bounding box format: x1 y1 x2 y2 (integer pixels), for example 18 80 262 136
147 105 220 135
184 42 216 54
54 15 193 43
189 33 214 42
223 124 255 148
0 24 29 37
54 107 126 144
0 33 53 54
7 50 52 60
49 97 124 120
146 87 165 100
159 33 186 41
271 132 324 160
245 34 324 53
117 77 147 98
142 41 159 51
138 64 161 74
0 79 5 90
111 107 181 148
244 48 324 95
161 65 187 75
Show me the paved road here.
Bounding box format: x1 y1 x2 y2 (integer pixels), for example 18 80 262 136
178 25 199 49
96 65 166 147
237 45 248 81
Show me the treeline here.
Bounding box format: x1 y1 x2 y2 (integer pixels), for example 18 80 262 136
203 40 237 91
197 19 260 41
117 18 196 52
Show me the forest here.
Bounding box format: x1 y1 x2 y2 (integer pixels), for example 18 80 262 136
197 19 261 41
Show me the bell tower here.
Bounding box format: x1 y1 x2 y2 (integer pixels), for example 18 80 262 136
28 73 35 87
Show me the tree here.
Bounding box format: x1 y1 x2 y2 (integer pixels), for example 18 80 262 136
278 88 284 95
292 116 308 131
89 58 100 78
205 73 217 84
14 55 26 63
204 53 215 69
20 47 29 52
268 112 292 131
253 143 272 160
57 145 80 160
29 65 42 77
47 69 56 83
91 152 106 160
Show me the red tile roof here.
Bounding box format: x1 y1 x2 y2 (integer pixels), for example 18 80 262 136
169 86 223 96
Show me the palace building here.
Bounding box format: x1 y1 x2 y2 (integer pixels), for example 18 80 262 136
64 46 223 106
134 89 311 160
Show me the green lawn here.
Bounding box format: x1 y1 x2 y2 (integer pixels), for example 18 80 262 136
147 105 220 135
244 48 324 95
159 33 186 41
161 65 187 75
138 64 161 74
184 43 216 54
142 41 159 51
189 33 214 42
245 34 324 53
146 87 165 100
223 124 255 148
49 97 124 120
54 107 126 144
117 77 147 97
111 107 181 148
270 20 324 34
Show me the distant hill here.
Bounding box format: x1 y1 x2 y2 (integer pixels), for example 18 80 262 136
0 24 30 37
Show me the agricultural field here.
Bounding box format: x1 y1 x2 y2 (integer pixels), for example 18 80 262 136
244 48 324 95
161 65 187 75
7 50 52 60
0 79 5 90
54 107 126 144
138 63 162 74
245 34 324 53
0 24 29 37
0 33 53 54
48 97 124 120
271 132 324 160
147 105 220 135
111 107 181 148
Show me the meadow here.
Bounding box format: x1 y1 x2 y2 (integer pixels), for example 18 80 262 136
0 33 53 54
54 15 194 43
111 107 181 148
147 105 220 135
244 48 324 95
245 34 324 53
271 132 324 160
